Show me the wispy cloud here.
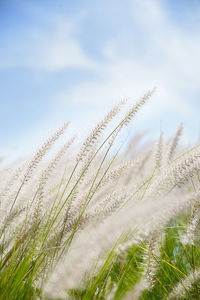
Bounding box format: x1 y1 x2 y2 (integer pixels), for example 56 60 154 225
1 0 200 163
0 4 95 71
55 0 199 125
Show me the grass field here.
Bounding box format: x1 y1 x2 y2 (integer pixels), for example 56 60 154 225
1 90 200 299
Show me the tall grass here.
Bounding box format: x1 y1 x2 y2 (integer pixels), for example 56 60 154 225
1 90 200 299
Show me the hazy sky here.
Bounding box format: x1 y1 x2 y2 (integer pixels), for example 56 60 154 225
0 0 200 163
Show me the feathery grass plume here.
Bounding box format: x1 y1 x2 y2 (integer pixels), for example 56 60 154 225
57 191 125 236
91 160 135 193
114 197 173 257
67 90 156 227
71 90 154 207
134 232 165 297
84 191 128 226
155 131 163 169
0 164 26 230
65 101 127 209
121 88 156 128
40 136 76 190
147 147 200 198
76 100 126 163
44 188 192 294
167 267 200 300
116 232 165 299
64 153 129 232
9 122 69 213
181 196 200 245
23 122 70 184
167 124 183 163
0 164 25 203
0 206 25 235
87 190 119 214
138 190 200 240
76 88 155 167
33 136 76 221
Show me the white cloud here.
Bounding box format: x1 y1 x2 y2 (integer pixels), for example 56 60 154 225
57 59 195 119
1 0 200 164
23 28 95 71
55 0 200 126
0 9 95 71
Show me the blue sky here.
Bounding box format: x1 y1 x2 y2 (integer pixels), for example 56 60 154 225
0 0 200 163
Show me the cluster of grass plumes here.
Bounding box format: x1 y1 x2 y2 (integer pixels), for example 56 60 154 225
1 90 200 299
